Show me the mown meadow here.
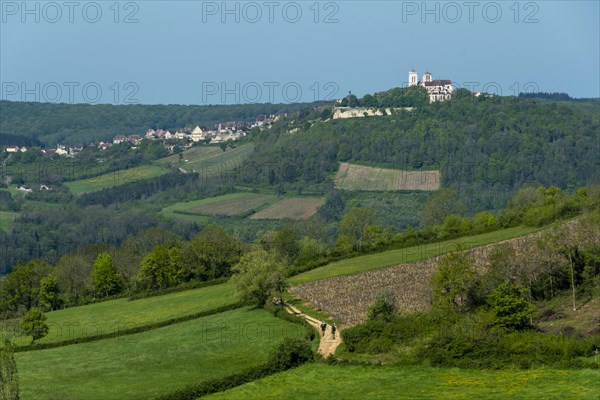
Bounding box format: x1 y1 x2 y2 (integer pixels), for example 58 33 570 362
7 283 236 346
204 364 600 400
16 307 306 400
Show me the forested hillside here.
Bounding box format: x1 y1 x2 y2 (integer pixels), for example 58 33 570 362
242 96 600 210
0 100 330 145
1 95 598 274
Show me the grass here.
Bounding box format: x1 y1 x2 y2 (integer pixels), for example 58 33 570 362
8 283 237 346
536 295 600 336
161 192 276 218
250 197 325 220
65 164 169 193
289 225 540 284
334 162 440 191
190 193 275 216
0 210 19 231
204 363 600 400
16 307 307 400
162 194 325 222
156 143 254 176
284 293 341 326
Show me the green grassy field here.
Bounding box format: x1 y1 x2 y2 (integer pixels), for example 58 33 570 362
161 192 276 219
16 307 306 400
289 226 539 284
65 164 169 193
0 210 19 231
205 364 600 400
0 186 26 198
9 283 236 346
156 144 254 175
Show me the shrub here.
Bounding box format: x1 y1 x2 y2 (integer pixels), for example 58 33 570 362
439 215 472 239
342 313 434 354
342 320 386 353
487 282 536 331
472 211 498 233
268 337 314 371
367 291 397 322
422 314 600 369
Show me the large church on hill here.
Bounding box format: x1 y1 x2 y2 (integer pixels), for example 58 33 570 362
408 70 453 102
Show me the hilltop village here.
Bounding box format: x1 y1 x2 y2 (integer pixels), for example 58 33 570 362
3 113 284 157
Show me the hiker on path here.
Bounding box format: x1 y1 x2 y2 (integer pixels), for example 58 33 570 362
320 321 327 337
331 323 337 339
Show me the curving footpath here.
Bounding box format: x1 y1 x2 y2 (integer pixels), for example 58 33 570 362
285 303 341 357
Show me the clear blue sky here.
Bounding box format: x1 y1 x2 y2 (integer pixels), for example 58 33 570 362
1 1 598 104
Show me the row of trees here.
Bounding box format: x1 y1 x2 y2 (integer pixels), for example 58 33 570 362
0 225 244 316
331 185 599 259
337 86 430 108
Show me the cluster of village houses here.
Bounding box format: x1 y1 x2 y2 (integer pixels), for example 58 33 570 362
3 114 282 157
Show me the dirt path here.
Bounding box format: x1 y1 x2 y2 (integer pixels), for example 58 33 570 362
285 303 341 357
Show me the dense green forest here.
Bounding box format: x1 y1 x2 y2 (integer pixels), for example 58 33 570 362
242 96 600 210
0 100 330 145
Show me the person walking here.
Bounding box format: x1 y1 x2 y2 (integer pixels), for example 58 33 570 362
320 321 327 337
331 323 337 339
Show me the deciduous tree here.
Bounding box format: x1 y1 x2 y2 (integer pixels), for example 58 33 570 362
20 308 49 343
421 189 466 227
487 282 535 331
138 245 184 290
432 250 476 313
230 249 288 306
184 226 241 280
340 208 376 252
55 253 92 305
91 253 122 297
38 275 62 311
273 227 299 265
0 260 51 315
